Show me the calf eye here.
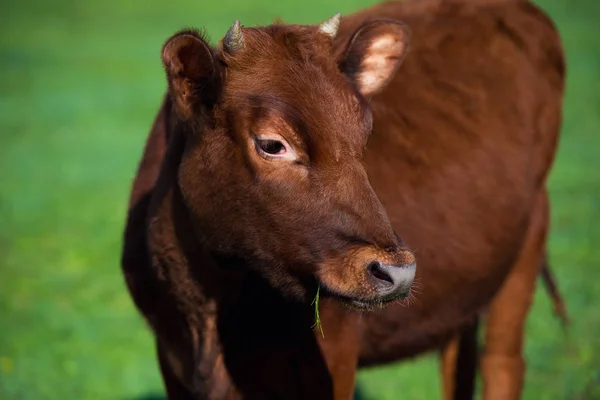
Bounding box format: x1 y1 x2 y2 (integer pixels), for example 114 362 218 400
253 135 298 162
256 138 286 155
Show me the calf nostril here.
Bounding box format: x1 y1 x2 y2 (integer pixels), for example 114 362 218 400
368 261 395 286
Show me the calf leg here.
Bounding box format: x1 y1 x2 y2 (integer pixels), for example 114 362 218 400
440 317 479 400
480 189 549 400
441 334 459 400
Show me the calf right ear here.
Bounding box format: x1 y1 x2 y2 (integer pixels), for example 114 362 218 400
161 30 220 121
338 20 410 97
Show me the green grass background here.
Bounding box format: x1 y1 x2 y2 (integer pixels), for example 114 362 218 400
0 0 598 398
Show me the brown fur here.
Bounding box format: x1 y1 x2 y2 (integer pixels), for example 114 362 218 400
121 0 566 398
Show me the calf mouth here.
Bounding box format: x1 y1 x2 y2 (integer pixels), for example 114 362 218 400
319 285 411 311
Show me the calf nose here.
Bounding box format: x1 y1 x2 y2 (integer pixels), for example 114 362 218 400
367 260 416 298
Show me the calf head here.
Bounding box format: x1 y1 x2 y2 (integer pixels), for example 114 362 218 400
161 14 416 309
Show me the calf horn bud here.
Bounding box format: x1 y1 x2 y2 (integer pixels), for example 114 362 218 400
223 20 244 53
318 13 342 38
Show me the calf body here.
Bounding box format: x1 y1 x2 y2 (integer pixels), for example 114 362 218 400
122 0 565 398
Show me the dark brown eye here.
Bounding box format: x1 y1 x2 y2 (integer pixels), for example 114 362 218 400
256 138 286 155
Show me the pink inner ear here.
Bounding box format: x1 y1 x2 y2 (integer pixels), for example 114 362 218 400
357 33 408 96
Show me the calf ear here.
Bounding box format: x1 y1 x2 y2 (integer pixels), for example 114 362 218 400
161 30 220 120
339 20 410 97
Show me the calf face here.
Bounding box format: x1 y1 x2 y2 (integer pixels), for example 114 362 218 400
161 15 416 308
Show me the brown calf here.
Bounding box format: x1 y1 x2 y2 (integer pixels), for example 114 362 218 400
121 0 566 398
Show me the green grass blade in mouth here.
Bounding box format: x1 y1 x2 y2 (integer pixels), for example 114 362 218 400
311 285 324 338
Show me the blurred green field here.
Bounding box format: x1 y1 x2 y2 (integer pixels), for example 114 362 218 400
0 0 599 398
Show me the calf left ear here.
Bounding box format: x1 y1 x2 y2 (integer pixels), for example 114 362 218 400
339 20 411 97
162 30 220 120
